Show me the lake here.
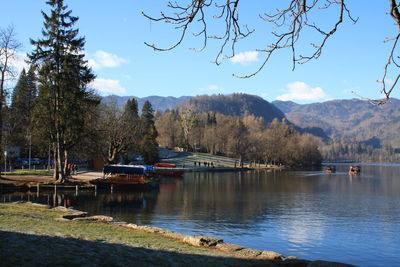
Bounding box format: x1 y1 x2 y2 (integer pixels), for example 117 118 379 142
2 164 400 266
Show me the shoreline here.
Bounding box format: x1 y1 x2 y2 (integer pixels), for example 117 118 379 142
0 166 284 192
0 202 354 266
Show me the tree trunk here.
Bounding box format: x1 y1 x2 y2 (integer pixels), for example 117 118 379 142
63 149 69 179
53 78 65 183
53 143 59 180
0 70 4 176
56 135 65 183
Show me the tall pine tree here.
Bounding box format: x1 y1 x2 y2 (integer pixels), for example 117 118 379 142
29 0 97 182
140 101 159 164
122 98 141 157
10 66 37 157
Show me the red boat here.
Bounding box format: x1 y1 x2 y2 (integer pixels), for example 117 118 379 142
154 163 177 168
153 163 184 177
90 165 158 189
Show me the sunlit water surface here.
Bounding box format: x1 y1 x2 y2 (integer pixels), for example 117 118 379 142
2 164 400 266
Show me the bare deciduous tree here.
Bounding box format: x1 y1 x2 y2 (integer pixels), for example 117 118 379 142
0 25 21 173
145 1 400 103
179 108 196 151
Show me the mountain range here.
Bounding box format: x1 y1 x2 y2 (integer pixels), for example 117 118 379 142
272 98 400 148
101 94 400 148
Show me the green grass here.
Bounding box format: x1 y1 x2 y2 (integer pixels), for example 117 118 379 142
0 202 277 266
3 169 53 176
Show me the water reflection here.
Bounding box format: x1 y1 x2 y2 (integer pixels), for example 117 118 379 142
1 165 400 266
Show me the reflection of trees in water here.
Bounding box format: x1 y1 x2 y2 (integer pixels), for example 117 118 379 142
101 190 159 213
0 190 72 207
154 169 400 227
68 189 160 224
2 166 400 228
155 171 293 225
0 188 161 225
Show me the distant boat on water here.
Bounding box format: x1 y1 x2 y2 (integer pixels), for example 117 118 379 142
325 165 336 173
349 165 361 175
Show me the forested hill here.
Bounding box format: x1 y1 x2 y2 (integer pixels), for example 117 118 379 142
102 93 327 139
176 93 285 124
272 98 400 147
102 95 191 111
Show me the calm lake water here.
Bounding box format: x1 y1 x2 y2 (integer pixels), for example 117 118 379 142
2 164 400 266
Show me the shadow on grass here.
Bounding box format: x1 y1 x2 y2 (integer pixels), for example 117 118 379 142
0 230 307 267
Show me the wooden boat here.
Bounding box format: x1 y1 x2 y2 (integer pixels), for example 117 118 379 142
349 165 361 175
325 165 336 173
90 165 158 189
154 163 177 168
152 163 184 177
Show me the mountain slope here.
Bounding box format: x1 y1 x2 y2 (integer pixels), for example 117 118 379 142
177 93 285 124
273 98 400 147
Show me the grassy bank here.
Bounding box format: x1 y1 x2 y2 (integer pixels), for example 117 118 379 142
160 152 282 170
3 169 53 176
0 202 300 266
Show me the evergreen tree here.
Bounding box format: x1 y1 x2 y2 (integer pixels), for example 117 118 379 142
10 66 37 157
122 98 141 158
140 101 159 164
29 0 97 182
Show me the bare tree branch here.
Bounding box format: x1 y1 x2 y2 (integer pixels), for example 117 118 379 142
372 0 400 104
145 1 400 103
352 0 400 105
236 0 357 78
143 0 254 64
144 0 356 78
0 25 22 85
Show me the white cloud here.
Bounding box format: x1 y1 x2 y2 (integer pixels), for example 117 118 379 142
198 84 225 92
0 50 28 73
10 52 29 74
87 50 127 70
1 51 29 83
276 81 328 101
89 78 126 95
230 51 259 65
207 85 219 91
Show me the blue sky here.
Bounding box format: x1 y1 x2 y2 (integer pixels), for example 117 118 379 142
1 1 399 103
